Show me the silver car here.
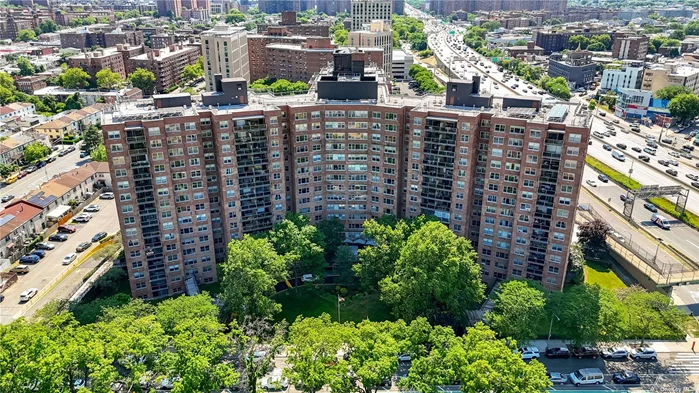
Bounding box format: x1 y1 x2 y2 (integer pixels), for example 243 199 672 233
548 372 568 385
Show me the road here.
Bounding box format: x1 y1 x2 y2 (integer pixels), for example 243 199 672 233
0 198 118 324
0 147 88 206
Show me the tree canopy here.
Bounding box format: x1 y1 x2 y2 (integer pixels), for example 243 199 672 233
486 280 547 345
225 9 246 24
23 142 50 163
15 29 36 42
59 67 90 89
96 68 123 90
655 85 693 100
90 144 107 162
16 57 35 76
129 68 156 95
668 93 699 124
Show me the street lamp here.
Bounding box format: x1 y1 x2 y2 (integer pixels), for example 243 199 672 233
653 237 663 263
547 312 560 344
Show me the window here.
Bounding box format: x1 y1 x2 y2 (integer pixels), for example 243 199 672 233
564 160 577 169
568 133 582 143
528 142 540 151
566 147 580 156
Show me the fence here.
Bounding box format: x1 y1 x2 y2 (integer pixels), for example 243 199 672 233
577 204 699 286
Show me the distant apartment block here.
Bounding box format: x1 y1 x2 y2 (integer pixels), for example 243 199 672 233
612 35 649 61
103 51 590 299
351 0 392 31
69 47 129 80
60 28 143 49
548 50 597 88
14 75 48 94
428 0 566 15
130 44 201 94
642 62 699 95
256 11 331 37
157 0 182 18
201 25 250 90
349 20 392 75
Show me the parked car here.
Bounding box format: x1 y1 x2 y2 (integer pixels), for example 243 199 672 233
572 346 600 359
58 149 68 157
1 195 14 203
615 143 627 150
80 151 89 158
613 371 641 384
666 168 678 176
630 347 657 361
10 264 30 275
519 347 540 360
73 214 92 223
58 225 77 233
48 234 68 242
92 231 108 242
30 250 46 259
46 156 57 163
545 347 570 359
76 242 91 252
84 204 100 212
100 192 114 200
598 174 609 182
644 202 658 212
613 119 620 124
19 288 38 302
630 126 641 132
397 354 412 362
658 159 670 166
586 179 597 187
547 372 568 385
599 112 606 117
19 254 40 264
62 253 77 265
301 274 319 283
25 166 37 173
602 347 628 360
36 242 55 250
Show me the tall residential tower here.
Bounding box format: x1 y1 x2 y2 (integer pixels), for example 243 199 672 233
201 25 250 91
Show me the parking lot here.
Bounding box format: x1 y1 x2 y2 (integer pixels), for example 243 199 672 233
0 198 118 323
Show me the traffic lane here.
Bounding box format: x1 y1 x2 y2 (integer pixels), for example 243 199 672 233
0 148 84 203
587 136 699 216
0 198 117 324
591 118 698 174
672 284 699 316
577 177 681 269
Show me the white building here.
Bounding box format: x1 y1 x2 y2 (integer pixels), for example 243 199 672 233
614 88 653 119
601 64 643 91
392 49 413 80
0 103 35 121
349 20 393 75
201 25 250 91
351 0 392 31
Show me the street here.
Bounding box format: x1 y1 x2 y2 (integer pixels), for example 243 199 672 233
0 147 87 206
0 198 118 324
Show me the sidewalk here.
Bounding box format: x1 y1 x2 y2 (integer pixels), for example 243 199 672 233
530 339 695 353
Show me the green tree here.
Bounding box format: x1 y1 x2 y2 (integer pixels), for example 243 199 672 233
567 35 589 50
334 245 358 286
39 19 58 34
354 215 436 291
64 92 84 110
670 29 686 40
225 9 246 24
345 320 400 393
235 318 287 393
23 142 50 163
16 57 35 76
544 76 571 100
182 61 204 82
129 68 156 95
316 218 345 259
220 235 290 321
285 315 346 393
333 28 348 45
96 68 123 90
668 93 699 123
405 323 550 393
655 85 693 100
512 39 528 46
480 21 501 32
90 144 107 162
486 280 547 344
588 99 597 110
591 34 611 50
620 287 688 346
82 124 103 153
60 67 90 89
379 221 484 325
586 42 606 51
0 163 18 177
687 20 699 35
15 29 36 42
269 213 326 279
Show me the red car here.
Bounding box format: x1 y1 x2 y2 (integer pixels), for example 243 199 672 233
58 224 77 233
16 170 27 179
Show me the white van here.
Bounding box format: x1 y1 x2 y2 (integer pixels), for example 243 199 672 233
651 213 670 229
569 368 604 386
612 150 625 161
643 147 657 155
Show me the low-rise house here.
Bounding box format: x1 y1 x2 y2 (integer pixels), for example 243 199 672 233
0 201 45 270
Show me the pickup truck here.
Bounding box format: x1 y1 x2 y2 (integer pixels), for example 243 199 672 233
572 346 600 359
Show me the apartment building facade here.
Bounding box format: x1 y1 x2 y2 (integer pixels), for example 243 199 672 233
351 0 392 31
104 58 589 299
348 20 393 75
612 35 649 61
201 25 250 90
600 63 643 91
642 63 699 95
129 44 201 93
69 47 129 80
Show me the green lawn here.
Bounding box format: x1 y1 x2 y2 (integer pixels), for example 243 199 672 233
584 261 627 290
273 286 393 324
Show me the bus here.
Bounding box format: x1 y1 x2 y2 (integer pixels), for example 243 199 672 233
4 173 18 184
